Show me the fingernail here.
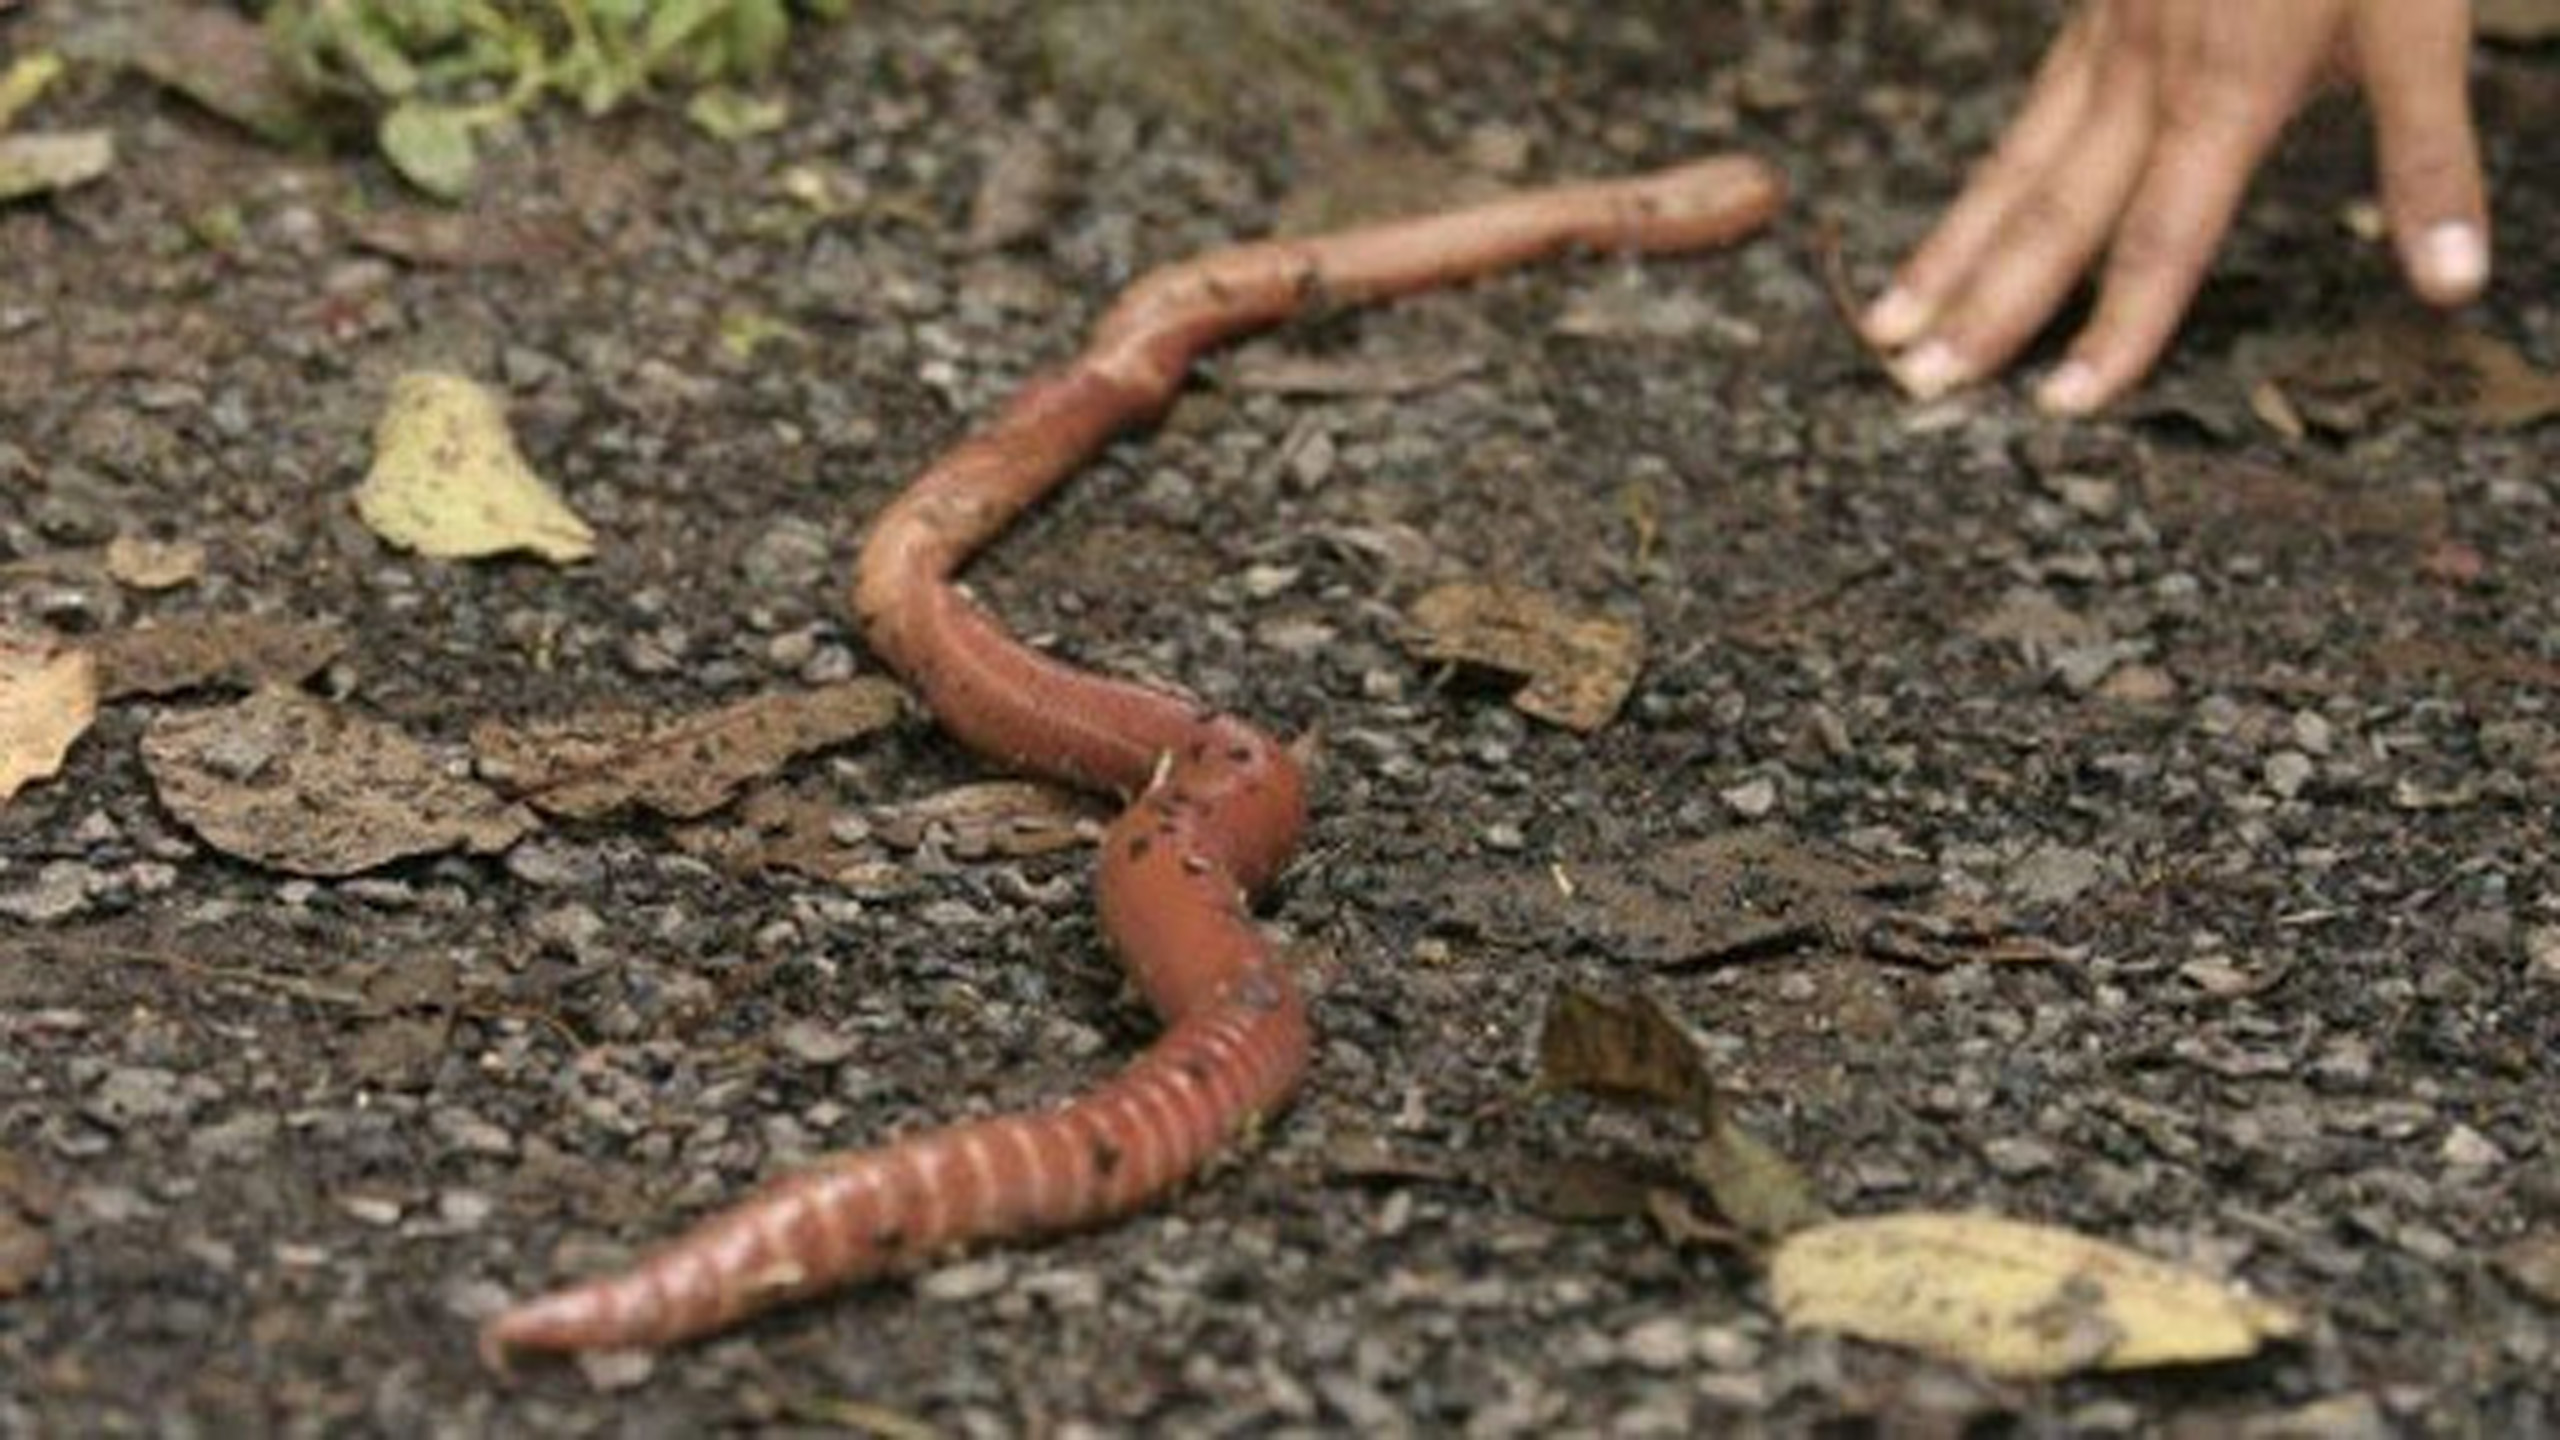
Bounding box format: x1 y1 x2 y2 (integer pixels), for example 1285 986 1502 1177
2037 360 2102 416
1892 340 1965 400
2420 222 2487 297
1863 288 1929 346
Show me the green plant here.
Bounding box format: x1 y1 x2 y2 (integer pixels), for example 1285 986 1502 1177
261 0 846 198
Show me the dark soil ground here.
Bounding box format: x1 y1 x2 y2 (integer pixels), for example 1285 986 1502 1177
5 2 2557 1434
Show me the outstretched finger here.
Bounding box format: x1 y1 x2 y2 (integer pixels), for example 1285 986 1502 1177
2354 0 2488 304
1890 67 2155 399
1863 9 2105 347
2039 100 2278 414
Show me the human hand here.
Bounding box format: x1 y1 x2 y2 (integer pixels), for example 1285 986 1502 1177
1862 0 2487 415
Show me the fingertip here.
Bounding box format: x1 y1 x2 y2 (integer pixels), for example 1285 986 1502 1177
1862 286 1933 348
2408 219 2489 305
1889 338 1969 401
2035 359 2106 417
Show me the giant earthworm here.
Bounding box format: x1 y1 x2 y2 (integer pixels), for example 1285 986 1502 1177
478 155 1783 1362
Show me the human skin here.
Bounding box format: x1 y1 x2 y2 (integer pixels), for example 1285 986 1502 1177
1862 0 2486 414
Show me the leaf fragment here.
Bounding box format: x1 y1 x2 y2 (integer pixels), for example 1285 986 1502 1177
142 687 536 876
870 780 1106 858
1537 986 1829 1240
0 635 96 805
1688 1115 1831 1242
1403 581 1642 732
2237 313 2560 434
91 617 348 701
356 371 595 563
1771 1212 2304 1378
0 130 114 203
473 680 904 821
378 103 481 201
103 534 207 591
1538 987 1721 1120
673 783 896 889
685 86 787 141
0 52 64 132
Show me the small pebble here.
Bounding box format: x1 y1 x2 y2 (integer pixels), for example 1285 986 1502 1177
1618 1316 1694 1371
2441 1124 2505 1172
1719 777 1778 819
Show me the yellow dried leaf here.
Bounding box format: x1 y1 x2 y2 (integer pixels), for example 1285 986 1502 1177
0 635 96 804
1771 1212 2303 1378
355 371 595 564
0 129 114 202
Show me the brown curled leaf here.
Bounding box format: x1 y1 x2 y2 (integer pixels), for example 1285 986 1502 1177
2235 312 2560 434
1537 986 1828 1241
1402 580 1642 733
1537 986 1723 1120
143 687 536 876
473 679 904 821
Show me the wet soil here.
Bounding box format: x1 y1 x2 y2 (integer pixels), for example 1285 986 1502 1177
3 1 2556 1434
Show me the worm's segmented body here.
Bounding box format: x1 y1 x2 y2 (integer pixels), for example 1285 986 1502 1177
480 156 1781 1361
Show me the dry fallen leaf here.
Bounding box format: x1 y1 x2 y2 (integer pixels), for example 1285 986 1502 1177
355 371 595 564
1538 986 1723 1118
1771 1212 2304 1379
674 784 902 890
0 129 113 202
143 687 536 876
1443 830 2012 970
347 208 579 269
91 617 348 701
2236 314 2560 434
0 52 63 132
103 534 208 591
0 634 97 804
473 680 904 821
1404 581 1642 732
1686 1115 1831 1242
870 780 1107 858
1537 986 1829 1241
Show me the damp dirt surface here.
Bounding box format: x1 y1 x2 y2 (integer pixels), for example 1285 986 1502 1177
5 2 2558 1434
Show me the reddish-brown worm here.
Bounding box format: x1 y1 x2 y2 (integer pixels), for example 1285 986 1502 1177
478 155 1783 1363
